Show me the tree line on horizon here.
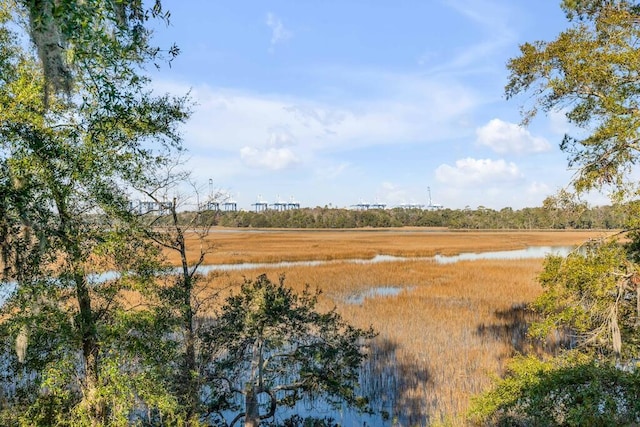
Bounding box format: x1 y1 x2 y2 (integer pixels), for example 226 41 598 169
178 200 629 230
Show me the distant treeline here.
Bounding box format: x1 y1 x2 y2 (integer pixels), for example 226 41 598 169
176 204 628 229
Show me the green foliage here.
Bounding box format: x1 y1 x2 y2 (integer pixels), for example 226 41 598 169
200 274 376 425
206 204 624 230
471 0 640 426
506 0 640 199
0 291 184 426
470 233 640 424
531 238 640 359
473 4 640 420
16 0 175 101
0 1 191 424
561 0 640 21
468 352 640 426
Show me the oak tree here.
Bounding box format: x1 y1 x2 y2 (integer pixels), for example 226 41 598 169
18 0 176 102
200 274 375 427
0 1 190 424
507 0 640 199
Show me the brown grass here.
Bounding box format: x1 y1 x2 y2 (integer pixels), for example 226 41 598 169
167 227 606 265
163 229 610 425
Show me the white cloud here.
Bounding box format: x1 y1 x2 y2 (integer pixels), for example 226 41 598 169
527 181 551 197
239 126 301 170
435 157 523 186
476 118 551 154
447 0 511 33
240 146 299 170
267 126 296 147
152 72 488 204
547 109 589 141
184 154 245 181
266 12 292 51
548 110 571 136
284 105 345 130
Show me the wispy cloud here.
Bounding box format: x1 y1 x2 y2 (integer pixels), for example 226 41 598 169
314 161 351 181
151 71 485 195
160 70 479 157
423 0 516 75
377 182 421 206
446 0 511 32
527 181 552 197
266 12 292 52
476 118 551 154
144 1 578 210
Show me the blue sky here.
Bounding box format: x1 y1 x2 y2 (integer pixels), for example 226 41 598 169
148 1 607 210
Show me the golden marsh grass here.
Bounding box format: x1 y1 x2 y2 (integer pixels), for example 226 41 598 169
167 228 604 265
167 228 610 425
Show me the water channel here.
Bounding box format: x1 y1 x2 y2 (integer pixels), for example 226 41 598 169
196 245 574 273
0 246 574 307
0 246 573 306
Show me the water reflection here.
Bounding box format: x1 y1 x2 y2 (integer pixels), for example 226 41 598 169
345 286 409 305
0 245 577 426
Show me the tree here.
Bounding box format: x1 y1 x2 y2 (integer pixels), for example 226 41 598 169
0 2 190 424
507 0 640 200
531 239 640 360
504 0 640 353
200 274 376 427
468 353 640 426
468 238 640 426
133 169 226 426
541 189 588 229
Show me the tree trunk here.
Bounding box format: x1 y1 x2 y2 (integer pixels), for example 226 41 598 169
244 388 260 427
57 190 103 425
75 267 104 425
174 198 199 425
245 338 264 427
182 286 197 425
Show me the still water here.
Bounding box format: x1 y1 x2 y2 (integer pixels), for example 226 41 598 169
433 245 573 264
197 246 573 273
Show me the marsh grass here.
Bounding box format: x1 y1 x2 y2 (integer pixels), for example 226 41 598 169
166 228 602 265
204 259 543 424
162 229 607 425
